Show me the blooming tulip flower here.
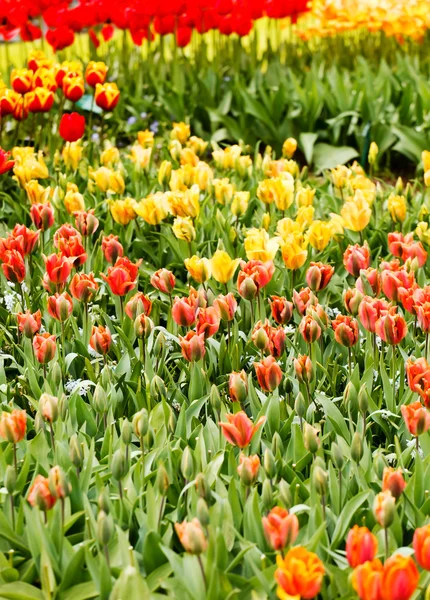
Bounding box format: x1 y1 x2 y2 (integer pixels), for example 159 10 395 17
262 507 299 551
210 250 240 284
151 268 176 295
346 525 378 567
101 257 141 296
95 82 120 111
179 331 205 362
220 411 266 448
44 253 73 285
47 292 73 322
70 273 99 303
125 292 152 320
332 314 359 347
343 244 370 277
375 310 407 345
270 295 293 325
0 409 27 443
85 61 108 87
0 148 15 175
33 333 56 364
352 559 384 600
275 547 324 600
413 525 430 570
175 518 207 554
102 235 123 264
59 113 86 143
305 262 334 292
17 310 42 338
401 401 430 435
254 356 283 392
90 325 112 355
196 306 221 339
381 554 419 600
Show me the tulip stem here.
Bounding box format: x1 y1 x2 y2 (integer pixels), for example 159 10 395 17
426 333 429 361
197 555 207 591
384 527 389 559
348 347 352 377
13 443 17 473
10 495 15 531
158 496 166 530
49 422 56 461
416 435 420 455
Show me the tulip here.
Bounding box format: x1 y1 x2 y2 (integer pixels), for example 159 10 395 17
388 232 409 258
210 250 240 284
102 234 123 264
269 326 286 358
382 554 419 600
47 292 73 322
70 273 98 303
257 176 294 211
281 234 308 269
416 302 430 333
0 409 26 443
275 547 325 600
344 288 364 315
352 559 384 600
44 253 73 285
382 467 406 499
237 453 260 486
346 525 378 567
299 315 321 344
26 87 54 113
332 315 359 347
262 507 299 551
74 210 99 237
90 326 112 355
95 82 120 111
375 310 407 345
303 423 320 453
254 356 283 392
64 185 85 216
293 288 317 316
388 194 406 223
237 259 274 293
307 220 333 251
134 193 169 225
305 262 334 292
172 216 195 243
134 314 154 339
62 142 83 171
48 465 70 500
196 306 221 339
39 393 59 423
101 257 141 296
270 295 293 325
33 332 56 364
59 112 86 143
252 320 271 352
381 269 415 303
0 89 20 117
413 525 430 570
282 137 297 158
175 518 207 554
85 61 108 87
401 401 430 436
341 190 371 232
402 241 427 267
294 354 313 384
229 371 248 403
11 224 39 255
17 310 42 338
151 268 176 295
358 297 390 333
179 331 205 362
213 293 237 321
343 244 371 277
28 475 56 511
62 74 85 102
110 198 136 225
373 490 396 528
172 296 197 327
0 148 15 175
125 292 152 320
11 68 33 93
1 250 25 283
356 268 381 296
220 411 266 448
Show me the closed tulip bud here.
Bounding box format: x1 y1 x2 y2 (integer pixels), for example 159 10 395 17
39 393 59 423
49 466 70 499
264 448 277 479
134 314 154 338
150 376 167 403
299 315 321 344
373 490 396 528
70 435 84 469
343 288 364 315
253 326 270 351
132 409 149 438
358 384 369 414
238 453 260 486
196 498 210 527
346 525 378 568
97 510 114 546
228 371 248 403
5 465 16 494
181 447 194 480
175 518 207 555
373 452 387 479
295 392 306 419
271 432 283 456
121 419 132 445
156 464 170 496
331 442 344 470
351 432 363 464
303 423 319 454
209 384 221 412
278 479 292 507
98 488 110 514
284 377 293 395
168 412 176 434
153 331 166 358
413 525 430 571
294 354 313 385
93 384 108 414
313 465 328 495
195 473 211 500
34 413 45 434
111 449 127 481
262 478 273 509
343 381 357 407
382 467 406 499
238 276 258 301
305 262 334 292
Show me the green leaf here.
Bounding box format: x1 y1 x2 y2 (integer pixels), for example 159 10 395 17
299 132 318 165
313 143 358 171
0 583 44 600
330 491 371 549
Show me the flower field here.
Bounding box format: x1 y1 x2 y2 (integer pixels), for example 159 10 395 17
0 1 430 599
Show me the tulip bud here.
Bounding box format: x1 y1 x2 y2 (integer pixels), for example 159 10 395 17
168 411 176 434
313 465 328 496
111 449 127 481
253 327 270 351
196 497 210 527
263 448 277 479
98 488 110 514
39 393 59 423
70 435 84 469
331 442 344 470
153 331 166 359
134 314 154 338
5 465 16 494
303 423 319 454
156 464 170 496
351 432 363 464
195 473 211 500
34 413 45 434
358 384 368 415
52 363 62 388
343 381 357 409
228 371 248 404
49 465 70 499
58 394 68 421
261 478 273 510
271 432 283 456
97 510 114 547
373 452 387 479
93 384 108 414
295 392 306 420
150 376 167 403
284 377 293 395
278 479 292 507
238 277 258 301
121 419 132 445
132 409 149 438
373 490 396 528
382 467 406 500
238 453 260 486
181 447 194 480
210 384 221 412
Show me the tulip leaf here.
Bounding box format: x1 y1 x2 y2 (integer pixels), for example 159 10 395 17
330 491 371 549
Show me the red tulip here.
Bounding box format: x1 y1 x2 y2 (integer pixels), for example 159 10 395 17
1 249 25 283
0 148 15 175
343 244 370 277
299 314 321 343
28 475 56 511
401 401 430 436
0 409 26 443
47 292 73 322
294 354 313 384
356 268 381 296
358 297 390 333
375 309 407 345
237 260 274 294
150 268 176 295
102 234 123 264
237 453 260 485
382 467 406 499
305 262 334 292
172 296 197 327
44 253 73 285
11 224 39 255
332 314 359 347
220 411 266 448
213 293 237 321
59 112 85 142
33 332 56 364
101 257 141 296
17 310 42 338
90 325 112 355
70 272 99 303
293 287 317 315
179 330 206 362
196 306 220 339
416 302 430 333
270 295 293 325
30 202 54 231
413 525 430 570
254 355 282 392
74 210 99 237
381 268 415 302
343 288 364 315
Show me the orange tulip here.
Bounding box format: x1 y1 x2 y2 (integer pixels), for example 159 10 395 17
28 475 56 511
346 525 378 567
401 401 430 436
275 546 324 599
237 453 260 485
17 310 42 338
413 524 430 570
33 332 56 364
382 468 406 499
254 355 283 392
332 314 359 347
262 507 299 551
375 309 407 345
0 409 27 443
90 325 112 355
352 558 383 600
220 411 266 448
175 518 207 554
382 554 418 600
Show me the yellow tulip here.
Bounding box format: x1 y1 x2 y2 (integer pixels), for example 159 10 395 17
172 216 196 243
282 137 297 159
100 146 120 167
62 142 82 171
264 158 298 178
64 183 85 214
210 250 240 284
137 130 155 149
187 136 208 156
184 255 211 283
307 220 333 251
331 165 351 190
422 151 430 172
213 178 235 205
13 152 48 187
194 162 213 191
296 185 315 207
169 166 195 191
171 122 190 145
130 145 152 170
180 147 200 167
134 192 169 225
276 218 302 240
235 155 253 178
296 206 315 230
340 190 372 232
231 191 250 217
212 145 242 170
257 176 294 211
12 146 34 161
167 185 200 219
110 198 136 225
329 213 345 237
387 193 406 223
425 170 430 188
90 167 125 194
262 212 271 231
158 160 172 186
244 228 279 262
25 179 50 204
368 141 379 166
416 222 430 246
281 233 308 270
351 175 376 206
